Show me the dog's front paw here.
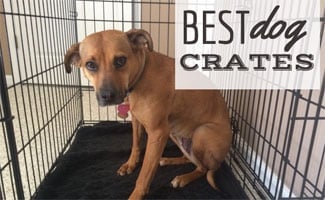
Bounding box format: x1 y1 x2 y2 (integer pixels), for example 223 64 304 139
117 162 137 176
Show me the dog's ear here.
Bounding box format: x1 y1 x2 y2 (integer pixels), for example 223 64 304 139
64 43 80 73
126 29 153 52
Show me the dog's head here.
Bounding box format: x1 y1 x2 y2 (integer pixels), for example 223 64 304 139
64 29 153 106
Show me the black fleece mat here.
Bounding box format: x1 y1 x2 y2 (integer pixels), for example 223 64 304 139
35 121 247 199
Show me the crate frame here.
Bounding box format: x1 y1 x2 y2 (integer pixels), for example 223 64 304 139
0 0 324 199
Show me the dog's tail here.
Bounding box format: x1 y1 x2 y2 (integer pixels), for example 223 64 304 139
206 170 219 191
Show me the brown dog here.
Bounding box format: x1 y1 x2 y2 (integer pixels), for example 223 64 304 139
64 29 232 199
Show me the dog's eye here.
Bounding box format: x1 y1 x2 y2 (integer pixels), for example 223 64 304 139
86 61 97 71
114 56 127 68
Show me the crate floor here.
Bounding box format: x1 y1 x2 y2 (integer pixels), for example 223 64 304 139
35 121 247 199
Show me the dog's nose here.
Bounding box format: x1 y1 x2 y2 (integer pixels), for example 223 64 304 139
100 90 116 101
96 87 124 106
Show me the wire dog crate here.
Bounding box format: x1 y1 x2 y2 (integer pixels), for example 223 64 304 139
0 0 324 199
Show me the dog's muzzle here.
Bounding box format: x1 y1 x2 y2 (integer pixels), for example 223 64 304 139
96 89 125 106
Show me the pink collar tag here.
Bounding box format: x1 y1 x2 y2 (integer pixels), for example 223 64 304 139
117 103 130 119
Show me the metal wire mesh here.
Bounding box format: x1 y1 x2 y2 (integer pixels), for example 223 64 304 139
0 0 82 198
0 0 324 199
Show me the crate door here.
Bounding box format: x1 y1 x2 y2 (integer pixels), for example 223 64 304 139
3 0 76 86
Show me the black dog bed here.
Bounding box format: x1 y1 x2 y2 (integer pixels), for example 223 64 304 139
35 121 247 199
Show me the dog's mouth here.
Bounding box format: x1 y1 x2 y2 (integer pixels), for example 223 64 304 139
97 98 124 107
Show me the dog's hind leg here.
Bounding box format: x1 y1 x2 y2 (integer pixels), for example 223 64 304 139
191 122 232 189
159 134 192 166
168 123 232 189
170 167 206 188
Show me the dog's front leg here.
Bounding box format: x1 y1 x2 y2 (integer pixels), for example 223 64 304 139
129 125 169 199
118 115 144 176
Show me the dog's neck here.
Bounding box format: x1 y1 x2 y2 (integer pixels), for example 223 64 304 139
127 51 147 95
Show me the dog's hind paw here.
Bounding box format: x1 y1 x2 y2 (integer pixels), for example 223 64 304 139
159 157 169 166
159 156 190 166
117 162 136 176
170 169 206 188
171 176 188 188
